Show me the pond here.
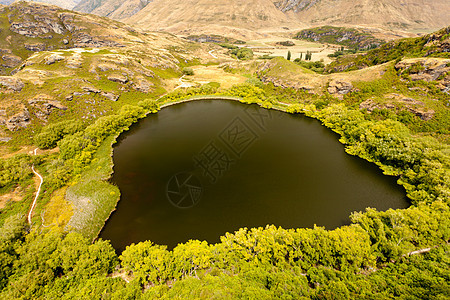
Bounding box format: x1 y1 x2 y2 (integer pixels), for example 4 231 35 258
99 100 408 250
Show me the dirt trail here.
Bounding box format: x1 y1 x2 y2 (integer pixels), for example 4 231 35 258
27 148 43 225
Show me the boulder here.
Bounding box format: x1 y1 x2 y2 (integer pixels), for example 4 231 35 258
0 76 24 91
327 80 353 95
107 74 128 84
82 86 101 93
24 43 46 52
45 54 65 65
101 92 119 101
132 78 153 93
6 110 30 131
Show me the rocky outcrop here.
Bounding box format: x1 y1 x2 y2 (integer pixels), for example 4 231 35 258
72 32 123 48
0 2 127 75
0 76 24 91
1 54 22 68
327 79 353 97
395 58 450 93
107 74 128 84
294 26 383 49
79 87 119 101
260 75 314 93
132 78 153 92
360 94 435 121
28 94 67 120
45 53 65 65
101 92 119 101
4 110 31 131
274 0 320 12
24 43 46 52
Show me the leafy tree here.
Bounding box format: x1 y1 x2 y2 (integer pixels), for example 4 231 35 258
120 241 174 285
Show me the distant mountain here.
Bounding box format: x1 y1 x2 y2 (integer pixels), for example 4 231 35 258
126 0 295 33
274 0 450 31
0 0 80 9
73 0 152 20
73 0 450 34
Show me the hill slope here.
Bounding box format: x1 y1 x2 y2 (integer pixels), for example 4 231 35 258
0 0 79 9
125 0 298 37
274 0 450 31
73 0 450 33
73 0 151 20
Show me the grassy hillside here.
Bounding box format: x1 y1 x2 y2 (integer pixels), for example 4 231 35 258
326 26 450 72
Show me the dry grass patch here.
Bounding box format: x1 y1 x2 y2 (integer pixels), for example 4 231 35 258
190 65 247 89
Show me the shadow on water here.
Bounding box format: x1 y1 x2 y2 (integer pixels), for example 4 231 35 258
100 100 408 251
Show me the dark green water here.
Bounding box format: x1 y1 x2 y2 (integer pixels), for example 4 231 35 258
100 100 408 250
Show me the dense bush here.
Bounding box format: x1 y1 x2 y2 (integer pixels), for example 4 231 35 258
293 59 325 72
182 67 194 75
58 101 160 173
231 47 254 60
0 209 448 298
0 154 33 188
34 120 84 150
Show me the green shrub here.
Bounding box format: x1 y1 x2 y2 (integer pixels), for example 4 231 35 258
34 120 84 150
182 67 194 75
231 47 254 60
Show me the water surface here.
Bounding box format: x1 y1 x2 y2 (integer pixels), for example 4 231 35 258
100 100 408 250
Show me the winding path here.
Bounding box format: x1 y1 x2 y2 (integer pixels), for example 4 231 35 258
208 50 218 59
27 148 43 225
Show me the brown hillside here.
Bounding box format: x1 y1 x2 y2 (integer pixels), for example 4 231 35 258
275 0 450 31
125 0 300 37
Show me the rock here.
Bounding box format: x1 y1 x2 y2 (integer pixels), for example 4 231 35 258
82 86 101 93
24 43 46 52
65 95 73 101
45 54 64 65
66 54 82 69
6 109 30 131
28 95 67 120
407 107 435 121
101 92 119 101
359 95 435 121
97 63 118 72
107 74 128 84
327 80 353 96
132 78 153 92
395 58 450 92
1 54 23 68
73 32 123 48
73 92 88 97
62 39 69 45
0 76 24 91
0 48 12 54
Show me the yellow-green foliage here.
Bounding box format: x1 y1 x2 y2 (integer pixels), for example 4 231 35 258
0 155 33 188
42 187 73 229
34 120 84 150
